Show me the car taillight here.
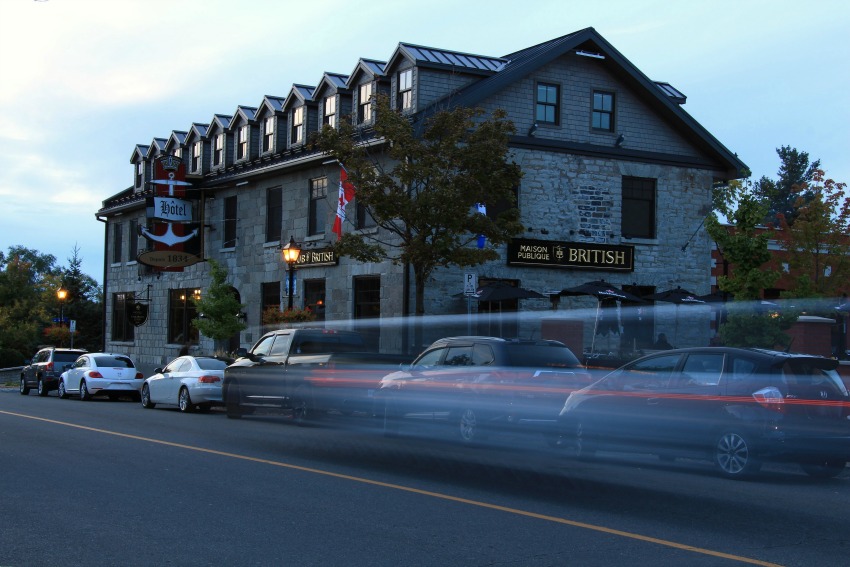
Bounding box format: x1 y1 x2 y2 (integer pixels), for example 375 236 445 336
753 386 784 413
87 371 103 379
135 372 144 379
45 362 54 371
198 375 221 384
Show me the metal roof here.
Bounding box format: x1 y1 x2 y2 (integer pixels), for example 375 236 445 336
398 43 506 73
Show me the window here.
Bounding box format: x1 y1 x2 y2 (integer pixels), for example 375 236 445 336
168 288 200 345
213 133 224 166
223 196 237 248
398 69 412 111
262 281 281 327
291 106 304 145
112 222 123 264
621 176 656 239
135 161 144 188
174 147 183 159
535 82 559 124
304 279 326 322
354 276 381 351
356 198 376 230
111 292 134 342
592 90 615 131
237 125 248 160
128 219 138 262
324 96 337 128
266 187 282 243
358 82 373 123
309 178 327 236
191 141 202 172
263 117 275 153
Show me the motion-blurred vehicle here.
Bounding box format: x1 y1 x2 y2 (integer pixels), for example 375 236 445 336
141 355 228 412
377 336 592 444
20 347 87 396
58 353 144 401
557 347 850 478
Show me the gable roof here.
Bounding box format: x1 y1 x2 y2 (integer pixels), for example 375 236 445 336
283 84 316 111
434 27 746 177
347 58 386 87
256 95 286 116
130 144 149 163
145 137 168 159
386 42 506 75
231 105 258 126
313 72 350 99
206 114 233 136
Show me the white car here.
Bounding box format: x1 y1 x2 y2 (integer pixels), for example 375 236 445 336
141 356 227 413
58 353 144 401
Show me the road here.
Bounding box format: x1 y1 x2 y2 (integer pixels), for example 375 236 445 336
2 388 849 567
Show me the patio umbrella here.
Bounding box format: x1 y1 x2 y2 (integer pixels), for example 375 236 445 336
645 286 705 345
457 282 546 336
560 280 644 353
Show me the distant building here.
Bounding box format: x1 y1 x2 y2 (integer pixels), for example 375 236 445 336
96 27 746 368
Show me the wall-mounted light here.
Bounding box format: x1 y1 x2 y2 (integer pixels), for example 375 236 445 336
575 50 605 60
614 133 625 148
527 123 538 137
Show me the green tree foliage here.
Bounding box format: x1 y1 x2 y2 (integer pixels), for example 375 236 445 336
773 170 850 299
191 260 246 350
753 146 821 226
56 245 103 350
707 185 795 348
314 94 524 321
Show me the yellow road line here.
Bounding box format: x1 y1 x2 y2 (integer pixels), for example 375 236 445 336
0 410 782 567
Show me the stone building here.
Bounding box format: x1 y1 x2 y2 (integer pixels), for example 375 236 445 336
96 27 746 369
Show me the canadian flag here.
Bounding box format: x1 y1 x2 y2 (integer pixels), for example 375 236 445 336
332 165 356 240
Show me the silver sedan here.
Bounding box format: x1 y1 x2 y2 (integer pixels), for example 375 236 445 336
141 356 228 413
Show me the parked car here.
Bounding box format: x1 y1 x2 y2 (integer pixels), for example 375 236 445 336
141 356 228 412
58 353 144 401
377 336 592 444
20 347 87 396
556 347 850 478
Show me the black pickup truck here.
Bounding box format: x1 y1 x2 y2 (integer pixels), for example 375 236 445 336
222 328 411 422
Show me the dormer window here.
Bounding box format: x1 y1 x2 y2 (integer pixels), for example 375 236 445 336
237 125 248 160
291 106 304 145
213 133 224 166
174 147 183 159
324 96 337 128
398 69 412 111
191 141 202 172
358 83 373 123
135 161 144 188
263 117 275 153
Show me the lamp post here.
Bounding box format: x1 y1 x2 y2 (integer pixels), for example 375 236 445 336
57 288 67 346
282 236 301 310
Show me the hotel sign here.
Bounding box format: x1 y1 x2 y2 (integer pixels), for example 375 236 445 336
507 238 634 272
295 247 339 268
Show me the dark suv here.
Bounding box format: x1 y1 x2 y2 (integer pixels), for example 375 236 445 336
557 347 850 478
20 347 87 396
377 336 591 444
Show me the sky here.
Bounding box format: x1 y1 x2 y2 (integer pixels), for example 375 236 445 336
0 0 847 284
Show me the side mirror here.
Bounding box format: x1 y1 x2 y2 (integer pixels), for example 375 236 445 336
235 347 249 359
154 368 163 374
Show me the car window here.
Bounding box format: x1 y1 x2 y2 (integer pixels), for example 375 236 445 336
55 352 82 364
197 358 228 371
251 335 277 356
74 357 88 369
270 334 294 355
93 355 134 368
677 353 724 387
163 358 182 373
782 360 849 396
729 357 758 381
413 348 445 368
444 346 474 366
472 344 495 366
37 351 48 363
174 359 192 372
504 344 581 368
618 354 681 391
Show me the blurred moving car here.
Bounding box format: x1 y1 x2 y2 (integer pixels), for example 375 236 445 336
377 336 591 444
141 356 227 413
58 353 144 401
557 347 850 478
20 347 87 396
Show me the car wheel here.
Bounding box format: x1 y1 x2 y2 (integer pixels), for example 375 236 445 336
141 384 155 409
178 387 194 413
714 431 761 479
457 407 485 445
800 459 846 479
19 377 30 396
292 385 319 426
574 420 596 461
58 380 68 400
225 382 243 419
79 380 90 401
37 378 49 397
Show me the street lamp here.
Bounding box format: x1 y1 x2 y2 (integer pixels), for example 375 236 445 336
282 236 301 310
57 288 67 324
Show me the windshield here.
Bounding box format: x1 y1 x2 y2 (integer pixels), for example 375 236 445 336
93 355 134 368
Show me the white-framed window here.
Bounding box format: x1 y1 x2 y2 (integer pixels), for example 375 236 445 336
213 134 224 166
263 117 275 153
398 69 412 111
135 161 144 188
324 96 337 128
191 141 202 172
174 147 183 159
237 125 248 160
291 106 304 145
358 82 373 123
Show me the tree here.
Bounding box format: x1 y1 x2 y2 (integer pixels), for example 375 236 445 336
57 245 103 350
753 146 821 226
706 184 795 348
191 260 246 353
773 169 850 299
314 94 524 345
